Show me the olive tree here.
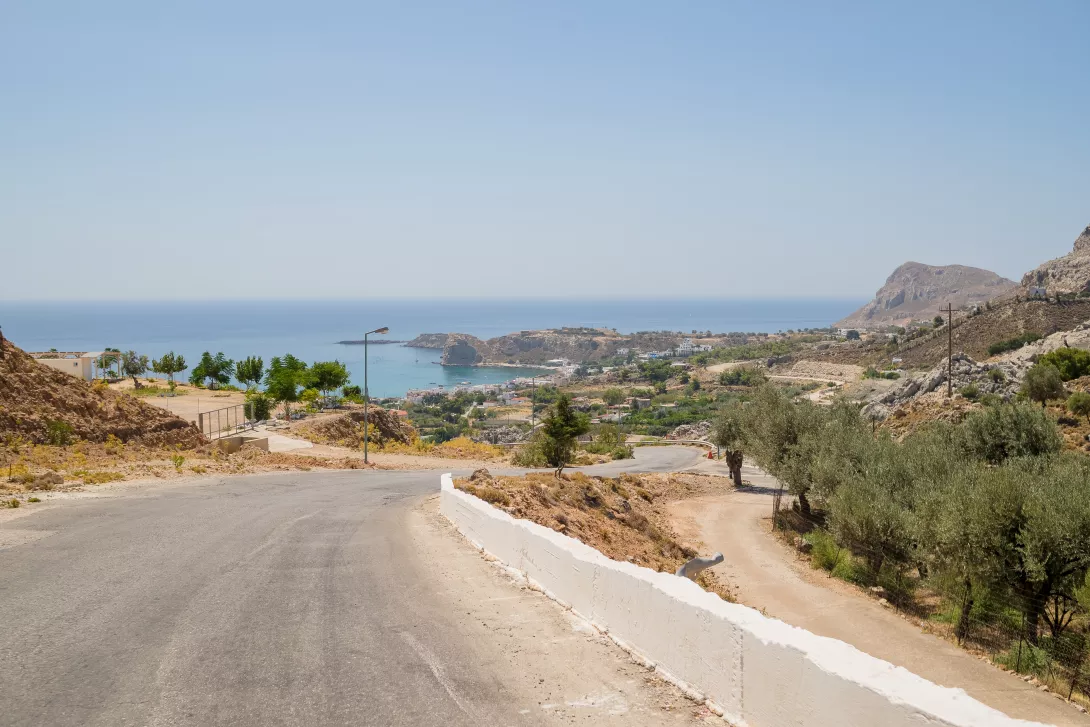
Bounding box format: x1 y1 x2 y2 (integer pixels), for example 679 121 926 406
1021 363 1065 408
710 405 746 487
742 385 824 514
120 350 149 389
235 356 264 390
957 402 1061 463
1067 391 1090 424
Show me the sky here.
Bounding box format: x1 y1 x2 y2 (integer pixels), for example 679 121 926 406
2 1 1088 301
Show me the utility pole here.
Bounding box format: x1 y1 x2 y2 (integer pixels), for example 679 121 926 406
530 376 536 429
362 326 389 463
946 303 954 398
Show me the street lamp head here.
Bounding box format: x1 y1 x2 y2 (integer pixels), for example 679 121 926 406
369 326 389 335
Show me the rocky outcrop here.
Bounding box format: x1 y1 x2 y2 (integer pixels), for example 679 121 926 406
1021 225 1090 295
0 338 205 447
431 328 705 366
471 426 527 445
405 333 450 349
668 421 713 441
836 262 1016 329
862 353 1028 421
291 409 414 447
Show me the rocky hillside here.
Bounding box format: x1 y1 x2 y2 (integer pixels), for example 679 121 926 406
0 339 205 447
1022 225 1090 295
405 333 450 349
420 328 721 366
836 262 1016 329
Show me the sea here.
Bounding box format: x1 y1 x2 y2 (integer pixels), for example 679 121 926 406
1 299 862 398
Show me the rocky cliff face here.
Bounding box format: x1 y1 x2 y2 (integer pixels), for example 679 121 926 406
836 262 1016 329
1021 225 1090 294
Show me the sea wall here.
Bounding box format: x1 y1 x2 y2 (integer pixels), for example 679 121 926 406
439 473 1048 727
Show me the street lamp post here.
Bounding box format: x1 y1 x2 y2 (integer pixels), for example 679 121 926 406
362 326 389 464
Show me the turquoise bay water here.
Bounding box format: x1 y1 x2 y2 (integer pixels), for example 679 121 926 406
1 299 862 398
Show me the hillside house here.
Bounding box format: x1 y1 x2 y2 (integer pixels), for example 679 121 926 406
28 351 104 382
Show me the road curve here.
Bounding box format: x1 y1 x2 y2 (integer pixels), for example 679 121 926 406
0 448 707 727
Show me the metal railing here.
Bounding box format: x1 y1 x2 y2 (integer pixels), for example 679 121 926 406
198 404 253 440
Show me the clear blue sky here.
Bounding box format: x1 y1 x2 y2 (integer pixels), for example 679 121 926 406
2 1 1087 301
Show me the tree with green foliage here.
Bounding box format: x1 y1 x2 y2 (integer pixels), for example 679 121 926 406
845 330 861 341
718 366 766 387
601 387 625 406
244 390 272 421
742 385 824 514
933 315 945 327
96 348 121 378
1037 347 1090 382
710 405 746 487
539 394 590 477
120 350 149 389
957 402 1061 463
188 352 234 389
638 359 673 383
264 354 310 420
1021 363 1065 408
235 356 264 390
310 360 350 402
1067 391 1090 424
151 352 186 385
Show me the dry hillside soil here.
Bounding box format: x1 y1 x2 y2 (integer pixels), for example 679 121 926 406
0 340 205 447
454 469 734 601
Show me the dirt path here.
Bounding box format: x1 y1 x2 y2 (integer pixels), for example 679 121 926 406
667 461 1090 727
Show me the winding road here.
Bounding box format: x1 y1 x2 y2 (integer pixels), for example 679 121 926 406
0 448 708 727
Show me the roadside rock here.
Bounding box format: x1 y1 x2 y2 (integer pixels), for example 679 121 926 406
471 426 526 445
668 421 713 441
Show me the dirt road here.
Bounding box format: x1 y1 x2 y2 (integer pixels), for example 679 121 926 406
668 461 1090 726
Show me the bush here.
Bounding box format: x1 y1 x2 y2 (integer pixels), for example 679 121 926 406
718 366 766 387
45 420 74 446
244 392 272 421
987 333 1042 357
610 445 634 460
1067 391 1090 422
1037 347 1090 382
958 383 980 401
988 368 1006 383
958 403 1062 463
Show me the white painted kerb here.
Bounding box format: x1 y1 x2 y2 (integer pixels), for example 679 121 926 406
439 473 1050 727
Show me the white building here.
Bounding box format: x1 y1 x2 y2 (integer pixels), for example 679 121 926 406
29 351 105 382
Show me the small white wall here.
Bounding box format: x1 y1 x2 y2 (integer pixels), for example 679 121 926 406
37 357 93 381
440 473 1050 727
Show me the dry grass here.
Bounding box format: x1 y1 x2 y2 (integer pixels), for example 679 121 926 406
454 470 734 601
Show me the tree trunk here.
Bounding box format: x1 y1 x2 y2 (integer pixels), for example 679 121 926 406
955 578 974 643
726 450 743 488
131 375 143 390
797 490 812 516
1024 591 1046 645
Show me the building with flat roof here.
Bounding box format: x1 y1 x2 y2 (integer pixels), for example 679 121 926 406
27 351 106 382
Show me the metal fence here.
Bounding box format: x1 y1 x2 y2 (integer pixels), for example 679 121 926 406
197 404 252 440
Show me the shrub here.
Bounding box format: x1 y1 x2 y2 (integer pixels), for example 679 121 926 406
244 392 272 421
170 454 185 471
104 434 124 455
1037 347 1090 381
988 368 1006 383
805 530 844 572
1067 391 1090 423
27 497 41 503
4 498 20 509
958 403 1061 463
958 383 980 401
611 445 634 460
718 366 766 387
45 420 74 446
987 333 1042 357
464 483 511 506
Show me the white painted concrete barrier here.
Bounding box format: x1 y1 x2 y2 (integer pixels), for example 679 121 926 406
439 473 1050 727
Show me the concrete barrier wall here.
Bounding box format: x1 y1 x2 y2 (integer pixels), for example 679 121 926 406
439 473 1048 727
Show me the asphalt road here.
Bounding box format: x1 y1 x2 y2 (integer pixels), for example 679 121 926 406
0 447 706 727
